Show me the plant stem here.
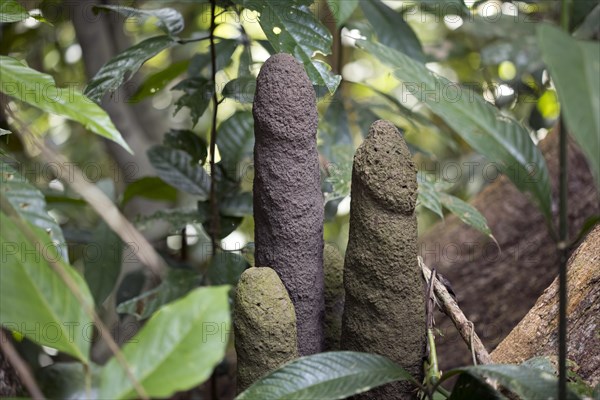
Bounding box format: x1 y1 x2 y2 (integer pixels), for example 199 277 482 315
209 0 220 256
558 2 572 398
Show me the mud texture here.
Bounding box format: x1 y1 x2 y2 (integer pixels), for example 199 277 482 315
234 267 299 393
253 53 325 355
341 120 426 399
323 243 345 350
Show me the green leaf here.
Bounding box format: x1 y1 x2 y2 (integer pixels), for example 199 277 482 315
238 44 253 76
129 59 189 102
358 40 552 222
216 111 254 179
452 364 582 400
116 268 198 320
1 162 68 262
360 0 425 62
122 176 177 206
236 351 414 400
84 36 176 103
0 212 92 362
574 4 600 39
327 0 359 27
448 372 504 400
222 76 256 103
439 192 495 243
538 24 600 188
219 192 253 217
0 0 29 23
84 222 123 305
417 172 444 219
164 129 208 166
241 1 341 93
172 77 215 127
135 208 208 233
207 251 247 286
188 39 239 76
99 286 231 399
0 56 132 153
147 145 210 199
94 5 184 35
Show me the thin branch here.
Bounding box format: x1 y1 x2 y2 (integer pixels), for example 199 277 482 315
419 257 492 365
208 0 220 257
0 329 45 400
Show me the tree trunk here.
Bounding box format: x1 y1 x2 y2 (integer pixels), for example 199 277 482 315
419 131 600 371
491 225 600 386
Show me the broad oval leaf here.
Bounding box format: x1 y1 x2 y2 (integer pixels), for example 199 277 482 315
327 0 359 27
84 222 123 305
236 351 414 400
207 251 248 286
0 211 93 362
360 0 425 62
129 59 189 102
216 111 254 180
239 0 341 93
94 5 184 36
164 129 208 166
417 172 444 219
122 176 177 206
538 24 600 188
99 286 231 399
453 364 581 400
358 40 552 222
147 145 210 199
172 77 214 127
84 35 176 103
0 0 29 23
1 162 68 261
222 76 256 103
0 56 132 153
439 192 496 243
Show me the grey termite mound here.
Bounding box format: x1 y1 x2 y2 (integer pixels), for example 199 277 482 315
253 53 325 355
234 267 299 393
341 120 425 399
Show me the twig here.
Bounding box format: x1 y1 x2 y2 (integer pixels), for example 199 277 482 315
419 257 492 365
208 0 220 257
0 329 45 400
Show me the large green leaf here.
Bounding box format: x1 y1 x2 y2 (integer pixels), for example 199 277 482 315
219 192 253 217
236 351 414 400
172 77 214 127
358 40 552 221
99 286 231 399
116 268 198 320
84 222 123 305
538 24 600 188
129 59 189 102
222 76 256 104
93 5 184 36
1 163 68 261
327 0 359 27
451 365 582 400
84 36 176 103
0 0 29 22
0 56 131 153
216 111 254 179
417 173 444 219
448 372 504 400
360 0 425 62
121 176 177 206
163 129 208 166
0 210 92 362
147 145 210 199
237 0 341 93
439 192 495 242
207 251 247 286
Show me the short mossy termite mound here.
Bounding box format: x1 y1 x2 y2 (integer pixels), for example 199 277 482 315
253 53 325 355
341 120 426 399
233 267 299 393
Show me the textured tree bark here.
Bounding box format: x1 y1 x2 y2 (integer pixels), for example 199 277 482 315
491 225 600 386
419 132 600 371
0 352 22 397
253 53 325 356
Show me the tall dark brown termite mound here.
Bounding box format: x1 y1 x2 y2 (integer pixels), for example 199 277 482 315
253 53 325 355
341 120 426 399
